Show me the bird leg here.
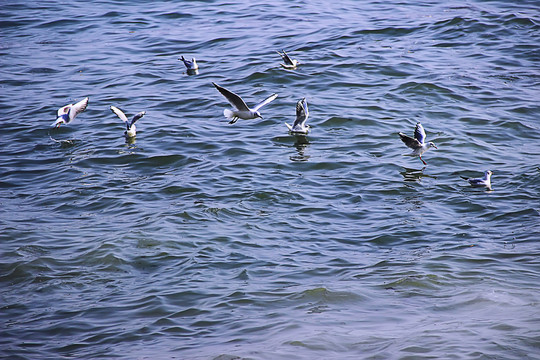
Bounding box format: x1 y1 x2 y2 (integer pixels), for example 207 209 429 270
419 156 427 165
228 117 238 125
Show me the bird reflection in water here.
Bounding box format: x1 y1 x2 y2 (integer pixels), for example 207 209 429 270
289 135 310 162
400 166 436 182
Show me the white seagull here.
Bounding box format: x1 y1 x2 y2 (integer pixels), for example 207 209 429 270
51 97 89 128
179 56 198 71
212 82 278 124
110 106 146 138
277 49 299 69
461 170 493 190
286 98 310 135
399 122 437 165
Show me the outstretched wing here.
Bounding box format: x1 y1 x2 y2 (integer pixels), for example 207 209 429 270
253 93 278 111
110 105 129 123
130 111 146 127
399 132 422 150
277 50 294 66
68 97 89 121
293 98 309 127
414 122 426 144
213 82 249 111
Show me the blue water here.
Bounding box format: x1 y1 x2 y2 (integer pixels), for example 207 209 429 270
1 1 539 359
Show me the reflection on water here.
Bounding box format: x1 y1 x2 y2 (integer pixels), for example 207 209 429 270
289 135 310 162
399 166 437 182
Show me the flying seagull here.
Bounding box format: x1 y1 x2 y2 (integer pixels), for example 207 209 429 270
277 49 299 69
398 122 437 165
212 82 278 124
110 106 146 138
461 170 493 190
51 97 89 128
286 98 310 135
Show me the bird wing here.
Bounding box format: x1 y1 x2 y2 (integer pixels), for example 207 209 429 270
213 82 249 111
130 111 146 127
180 56 191 67
110 105 129 123
253 93 278 111
414 122 426 144
399 132 422 149
293 98 309 127
68 97 88 121
57 104 71 117
278 50 294 66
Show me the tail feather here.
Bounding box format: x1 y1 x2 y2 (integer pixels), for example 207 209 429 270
223 109 234 120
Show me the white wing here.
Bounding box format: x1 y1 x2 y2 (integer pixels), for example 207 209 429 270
110 105 129 123
253 93 278 111
68 97 89 121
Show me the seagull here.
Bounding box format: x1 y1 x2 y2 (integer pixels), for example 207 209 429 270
212 82 278 124
277 49 299 69
286 98 310 135
461 170 493 190
51 97 89 128
398 122 437 165
179 56 198 71
110 106 146 138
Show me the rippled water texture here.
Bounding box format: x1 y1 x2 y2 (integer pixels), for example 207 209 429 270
1 0 539 359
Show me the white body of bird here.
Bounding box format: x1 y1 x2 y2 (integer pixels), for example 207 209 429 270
213 82 278 124
461 170 493 190
110 106 146 138
51 97 89 128
277 50 299 69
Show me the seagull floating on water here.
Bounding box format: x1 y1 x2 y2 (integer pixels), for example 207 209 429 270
51 97 89 128
212 82 278 124
286 98 310 135
179 56 198 70
277 49 299 69
461 170 493 190
110 106 146 138
398 122 437 165
179 56 198 75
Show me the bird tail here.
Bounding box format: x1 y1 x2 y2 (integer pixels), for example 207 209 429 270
223 109 235 120
285 122 293 131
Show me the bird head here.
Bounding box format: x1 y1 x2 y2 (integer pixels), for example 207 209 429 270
51 113 68 128
429 142 438 149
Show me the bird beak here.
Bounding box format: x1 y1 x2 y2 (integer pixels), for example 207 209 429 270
51 118 63 128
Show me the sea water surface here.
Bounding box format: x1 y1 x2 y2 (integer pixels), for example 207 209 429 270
1 0 539 359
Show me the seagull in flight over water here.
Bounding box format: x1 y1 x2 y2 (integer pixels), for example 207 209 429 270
398 122 437 165
212 82 278 124
461 170 493 190
286 98 310 135
277 49 299 69
110 106 146 138
51 97 89 128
